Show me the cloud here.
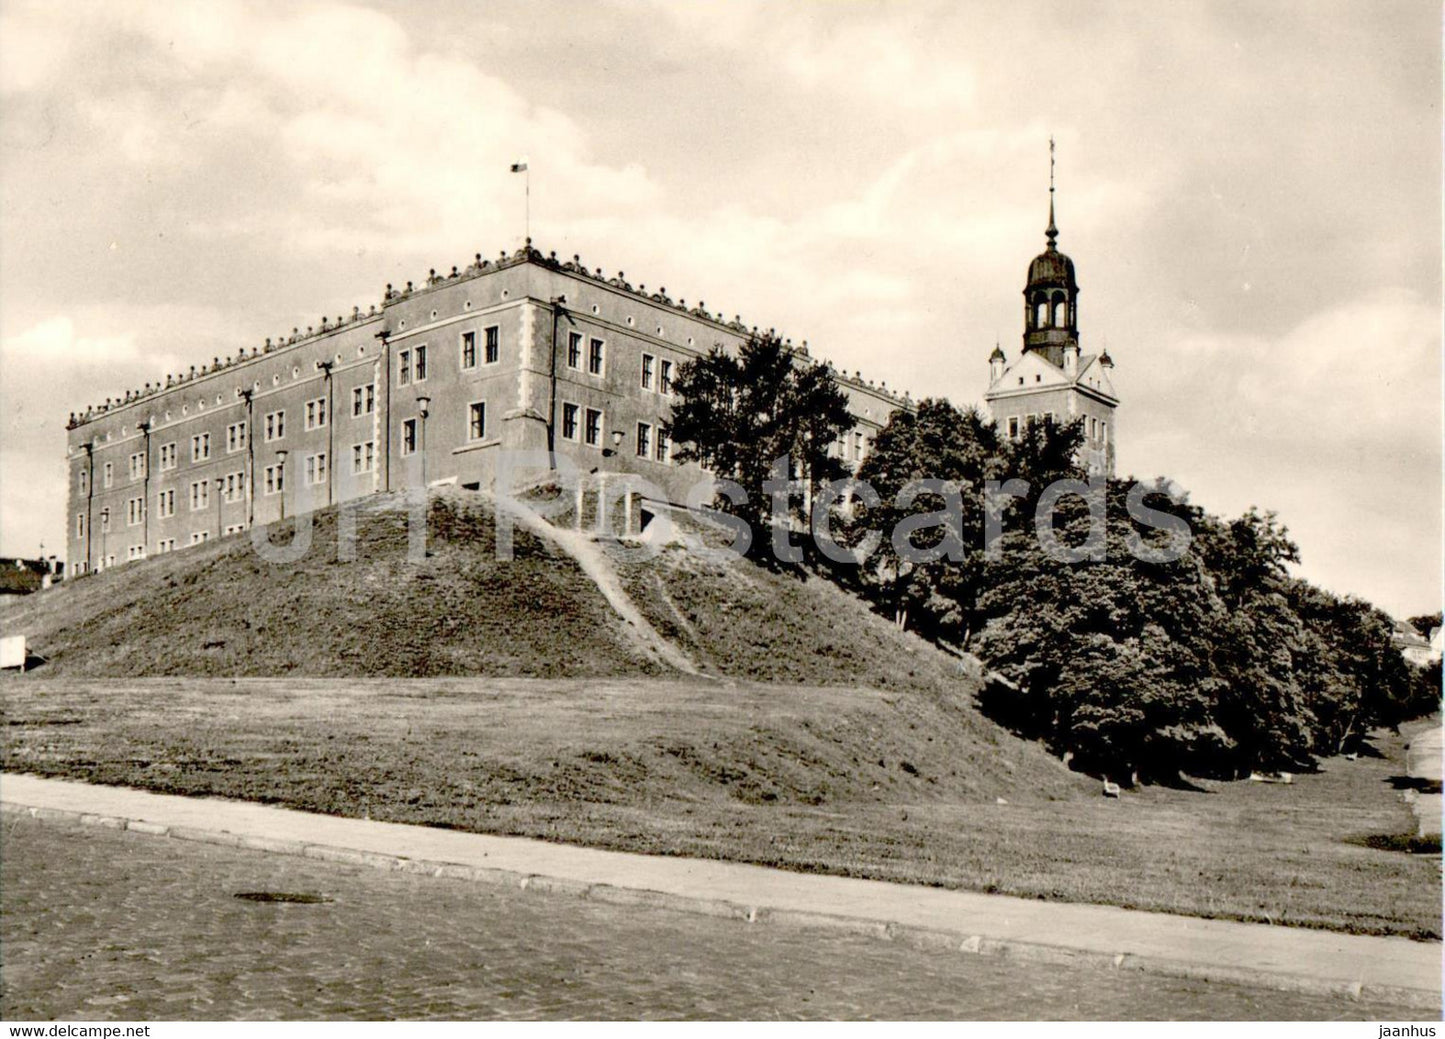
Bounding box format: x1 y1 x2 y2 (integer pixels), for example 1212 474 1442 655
0 314 182 559
639 0 977 111
1122 287 1441 616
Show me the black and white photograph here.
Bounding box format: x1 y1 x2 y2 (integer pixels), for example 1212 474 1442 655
0 0 1440 1026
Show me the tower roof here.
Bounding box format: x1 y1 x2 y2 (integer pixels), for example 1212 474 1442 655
1026 136 1077 291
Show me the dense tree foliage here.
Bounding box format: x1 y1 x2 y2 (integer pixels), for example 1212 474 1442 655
665 334 853 559
1408 612 1442 637
836 399 1439 781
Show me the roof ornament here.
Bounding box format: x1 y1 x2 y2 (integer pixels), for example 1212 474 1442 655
1046 136 1058 251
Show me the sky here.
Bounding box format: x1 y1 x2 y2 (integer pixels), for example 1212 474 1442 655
0 0 1439 618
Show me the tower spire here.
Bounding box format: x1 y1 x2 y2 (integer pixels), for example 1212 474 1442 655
1046 136 1058 249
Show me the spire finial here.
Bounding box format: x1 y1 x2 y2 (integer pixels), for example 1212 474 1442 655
1046 136 1058 248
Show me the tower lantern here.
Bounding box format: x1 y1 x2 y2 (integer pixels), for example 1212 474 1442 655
985 140 1118 478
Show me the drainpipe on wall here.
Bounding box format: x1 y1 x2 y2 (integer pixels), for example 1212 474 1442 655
82 441 94 574
239 388 256 528
377 329 392 493
138 421 151 553
547 295 567 470
317 359 335 508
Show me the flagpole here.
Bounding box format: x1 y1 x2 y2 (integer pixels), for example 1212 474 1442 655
525 166 530 246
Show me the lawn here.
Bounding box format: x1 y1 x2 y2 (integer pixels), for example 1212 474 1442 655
2 677 1437 940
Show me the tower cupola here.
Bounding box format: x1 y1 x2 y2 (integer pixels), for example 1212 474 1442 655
1022 138 1079 367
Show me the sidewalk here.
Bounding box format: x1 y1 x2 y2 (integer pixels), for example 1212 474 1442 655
1406 726 1442 840
3 772 1440 1010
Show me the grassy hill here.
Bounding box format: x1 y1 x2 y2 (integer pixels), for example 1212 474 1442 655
2 494 658 678
1 490 1080 805
6 491 1440 937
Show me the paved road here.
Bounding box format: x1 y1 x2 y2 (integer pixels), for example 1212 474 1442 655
0 814 1420 1021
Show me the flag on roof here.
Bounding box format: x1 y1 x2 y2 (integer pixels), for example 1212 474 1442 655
510 162 528 172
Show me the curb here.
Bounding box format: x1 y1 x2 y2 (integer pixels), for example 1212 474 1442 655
4 800 1438 1011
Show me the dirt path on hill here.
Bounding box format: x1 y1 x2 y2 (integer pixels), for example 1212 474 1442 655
493 496 701 675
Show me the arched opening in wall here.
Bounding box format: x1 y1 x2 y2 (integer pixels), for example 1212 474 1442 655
1035 300 1048 327
1053 298 1068 327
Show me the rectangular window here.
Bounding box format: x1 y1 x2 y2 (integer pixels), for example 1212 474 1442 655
414 344 428 382
588 337 605 376
468 401 486 441
156 538 175 555
129 452 145 480
305 398 327 431
76 513 85 539
79 469 89 495
852 431 863 461
584 407 602 447
160 443 177 470
352 384 375 417
641 353 655 390
127 497 144 526
1007 416 1020 439
398 348 411 386
656 429 671 464
103 462 113 488
224 524 245 536
264 465 284 496
660 359 673 396
567 331 583 370
226 422 247 454
128 545 146 562
352 441 376 474
484 326 499 365
561 402 579 442
264 411 285 442
157 488 175 518
460 330 477 369
223 472 244 503
189 481 209 511
189 531 209 546
401 418 417 456
305 453 327 486
191 433 211 462
1100 421 1107 444
636 422 652 459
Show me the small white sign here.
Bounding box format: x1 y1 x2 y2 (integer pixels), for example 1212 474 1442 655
0 635 26 670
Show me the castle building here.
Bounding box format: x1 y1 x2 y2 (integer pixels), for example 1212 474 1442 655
984 170 1118 477
64 245 908 574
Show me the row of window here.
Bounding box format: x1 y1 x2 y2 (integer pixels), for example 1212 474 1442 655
79 335 678 495
836 430 870 463
1032 298 1072 328
400 327 503 386
1003 412 1107 443
554 402 673 463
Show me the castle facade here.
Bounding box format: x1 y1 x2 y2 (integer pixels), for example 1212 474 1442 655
64 246 907 573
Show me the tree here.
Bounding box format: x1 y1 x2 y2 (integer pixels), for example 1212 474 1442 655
1408 612 1442 638
665 334 853 560
842 399 1001 635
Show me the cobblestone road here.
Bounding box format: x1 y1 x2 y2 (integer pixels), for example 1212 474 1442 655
0 814 1420 1020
